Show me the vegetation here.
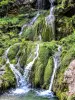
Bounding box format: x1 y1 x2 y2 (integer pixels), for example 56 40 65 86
0 0 75 100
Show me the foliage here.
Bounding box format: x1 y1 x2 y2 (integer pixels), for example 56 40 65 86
53 33 75 100
0 64 16 92
0 0 15 7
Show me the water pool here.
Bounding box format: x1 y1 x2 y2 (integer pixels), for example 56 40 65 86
0 90 58 100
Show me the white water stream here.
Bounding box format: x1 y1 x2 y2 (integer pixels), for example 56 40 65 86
37 45 61 97
2 0 58 97
49 45 61 91
45 0 55 38
24 44 39 83
4 44 39 94
19 12 40 35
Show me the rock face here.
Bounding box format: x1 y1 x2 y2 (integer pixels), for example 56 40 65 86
55 0 75 40
64 60 75 95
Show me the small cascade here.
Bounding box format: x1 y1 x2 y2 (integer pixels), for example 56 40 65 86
24 44 39 84
19 12 40 35
37 45 61 97
5 46 29 94
45 0 55 38
49 45 61 91
4 44 24 88
4 43 39 94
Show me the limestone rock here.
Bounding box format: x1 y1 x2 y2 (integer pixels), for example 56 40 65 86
64 60 75 95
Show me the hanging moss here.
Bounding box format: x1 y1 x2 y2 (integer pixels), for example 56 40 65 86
42 23 54 42
0 64 16 93
53 34 75 100
31 41 57 88
43 57 53 89
8 44 19 61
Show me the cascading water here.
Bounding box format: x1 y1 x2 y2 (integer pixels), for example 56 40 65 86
19 12 40 35
45 0 55 39
49 45 61 91
24 44 39 84
4 43 39 94
37 45 61 97
4 45 29 94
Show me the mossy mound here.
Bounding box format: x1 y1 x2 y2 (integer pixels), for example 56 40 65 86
53 33 75 100
55 16 75 40
8 44 20 60
43 57 53 89
0 64 16 93
31 41 57 89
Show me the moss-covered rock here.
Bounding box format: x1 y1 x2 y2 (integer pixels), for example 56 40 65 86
0 57 6 66
21 13 54 42
53 33 75 100
55 16 75 40
43 57 53 89
8 44 19 60
31 41 57 88
0 64 16 93
55 0 75 40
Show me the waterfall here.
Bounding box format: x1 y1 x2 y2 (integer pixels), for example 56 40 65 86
19 12 40 35
4 43 39 94
5 45 28 93
37 45 61 97
24 44 39 84
4 43 24 88
45 0 55 39
49 45 61 91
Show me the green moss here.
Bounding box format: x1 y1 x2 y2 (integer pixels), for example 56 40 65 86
31 42 57 88
0 64 16 91
0 0 15 7
0 17 19 27
55 17 74 40
32 44 51 87
53 46 75 99
0 48 4 56
21 13 55 42
43 57 53 89
17 41 28 67
57 91 67 100
39 45 50 65
8 44 19 60
34 61 44 87
0 57 6 65
10 59 17 64
67 95 75 100
26 43 36 64
21 14 44 41
53 33 75 100
23 26 34 41
42 23 54 42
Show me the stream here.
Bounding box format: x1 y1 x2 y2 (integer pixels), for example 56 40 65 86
0 90 58 100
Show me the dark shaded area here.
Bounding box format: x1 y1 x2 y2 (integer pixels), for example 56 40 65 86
34 0 50 10
64 7 75 17
43 0 50 9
